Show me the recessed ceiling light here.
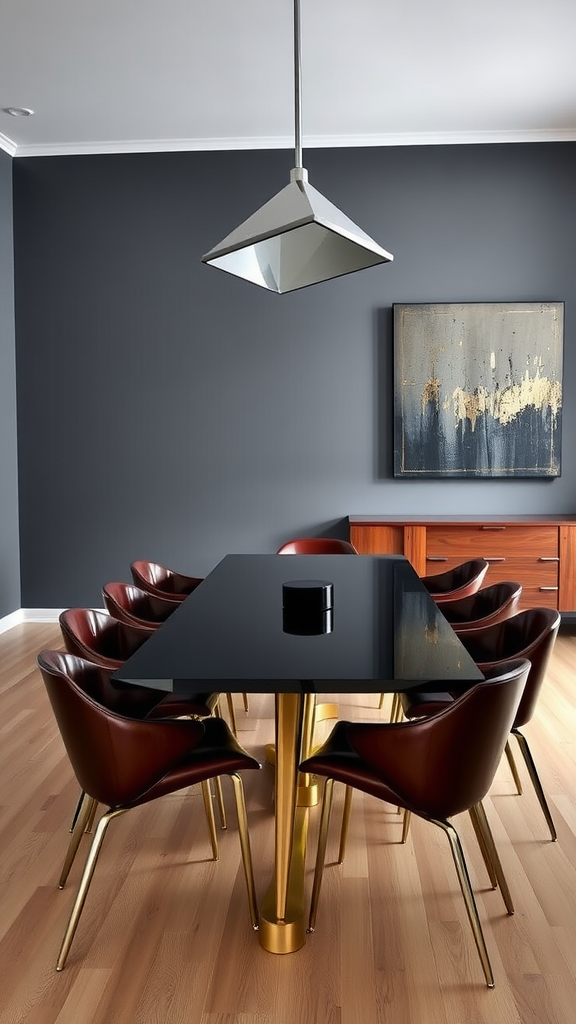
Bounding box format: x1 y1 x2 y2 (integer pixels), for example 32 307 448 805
2 106 34 117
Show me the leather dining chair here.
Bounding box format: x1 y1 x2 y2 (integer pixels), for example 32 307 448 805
384 580 522 717
421 558 489 603
130 559 204 602
439 581 523 631
300 659 530 988
37 650 261 971
124 570 250 717
398 607 561 841
102 582 243 733
58 607 227 841
59 607 219 720
102 581 180 627
276 537 359 554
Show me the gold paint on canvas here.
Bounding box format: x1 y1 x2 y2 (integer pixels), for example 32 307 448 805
421 355 562 432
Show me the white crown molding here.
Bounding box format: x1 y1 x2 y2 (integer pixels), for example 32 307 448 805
0 132 17 157
8 127 576 159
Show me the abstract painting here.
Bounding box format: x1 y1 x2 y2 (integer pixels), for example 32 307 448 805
393 301 563 478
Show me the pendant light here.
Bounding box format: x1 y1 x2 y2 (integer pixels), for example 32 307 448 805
201 0 393 294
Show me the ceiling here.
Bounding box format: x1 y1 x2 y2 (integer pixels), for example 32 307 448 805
2 0 576 158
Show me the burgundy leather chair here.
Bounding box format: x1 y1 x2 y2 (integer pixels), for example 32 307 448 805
399 607 561 840
59 607 218 720
421 558 489 603
300 659 530 988
130 560 203 601
58 606 228 842
37 650 261 971
439 581 523 631
276 538 358 554
102 581 179 628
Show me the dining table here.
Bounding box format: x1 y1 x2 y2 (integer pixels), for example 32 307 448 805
113 553 484 954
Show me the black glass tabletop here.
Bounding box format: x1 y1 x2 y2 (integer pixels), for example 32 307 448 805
112 554 484 694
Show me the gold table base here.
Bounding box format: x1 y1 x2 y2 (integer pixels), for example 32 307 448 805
258 691 320 953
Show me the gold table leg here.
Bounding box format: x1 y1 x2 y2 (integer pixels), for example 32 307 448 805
264 699 339 808
258 691 316 953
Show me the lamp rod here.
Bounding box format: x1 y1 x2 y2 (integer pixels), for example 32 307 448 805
293 0 303 170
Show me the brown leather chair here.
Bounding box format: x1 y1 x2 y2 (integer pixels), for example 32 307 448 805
385 579 523 718
102 581 179 627
300 659 530 988
276 537 358 554
399 607 561 840
37 650 261 971
59 607 227 831
130 560 203 601
439 581 523 631
128 565 249 719
421 558 489 603
102 585 245 729
59 607 218 720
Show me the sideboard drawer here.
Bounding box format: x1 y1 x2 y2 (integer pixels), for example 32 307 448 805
426 525 559 561
425 556 559 610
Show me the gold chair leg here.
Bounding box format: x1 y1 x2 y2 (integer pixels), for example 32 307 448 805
213 775 227 830
308 778 334 933
228 772 259 929
201 779 219 860
56 807 126 970
470 802 514 914
504 739 523 794
69 790 85 833
378 692 385 710
468 805 498 889
512 729 557 841
401 809 412 843
337 785 353 864
85 798 98 833
226 693 238 736
431 817 495 988
242 692 249 713
59 795 98 888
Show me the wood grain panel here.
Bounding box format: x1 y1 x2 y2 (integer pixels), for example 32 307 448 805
425 525 559 559
559 525 576 612
350 525 404 555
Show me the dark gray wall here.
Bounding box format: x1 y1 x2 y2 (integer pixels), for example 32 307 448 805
12 143 576 607
0 148 20 616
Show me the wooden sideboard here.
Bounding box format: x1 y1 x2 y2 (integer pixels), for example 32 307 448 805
349 515 576 613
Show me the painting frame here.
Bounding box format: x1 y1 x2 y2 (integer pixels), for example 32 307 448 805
393 301 564 479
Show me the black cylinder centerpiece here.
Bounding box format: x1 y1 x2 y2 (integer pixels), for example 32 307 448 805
282 580 334 635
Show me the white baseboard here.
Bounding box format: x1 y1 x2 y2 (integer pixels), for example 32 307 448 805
0 609 24 634
0 608 67 634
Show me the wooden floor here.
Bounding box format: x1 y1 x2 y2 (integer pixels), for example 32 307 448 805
1 621 575 1024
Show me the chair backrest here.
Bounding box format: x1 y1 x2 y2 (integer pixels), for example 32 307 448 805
130 560 203 599
37 650 205 807
102 582 177 626
422 558 489 602
457 607 561 728
348 659 530 820
440 581 523 631
59 608 154 669
277 538 358 554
